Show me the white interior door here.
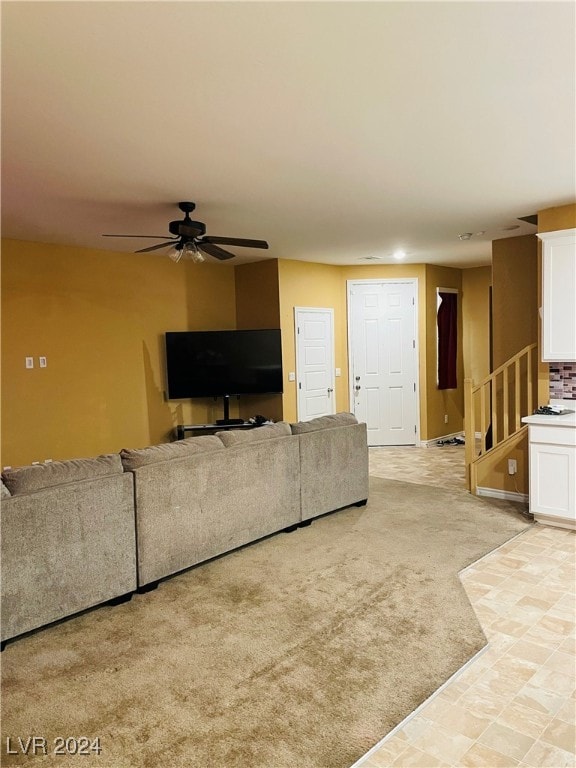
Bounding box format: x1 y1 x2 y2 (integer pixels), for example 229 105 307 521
295 307 335 422
348 280 418 446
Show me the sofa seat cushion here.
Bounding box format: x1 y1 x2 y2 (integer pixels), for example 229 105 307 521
120 435 224 470
290 412 358 434
2 454 123 496
216 421 291 447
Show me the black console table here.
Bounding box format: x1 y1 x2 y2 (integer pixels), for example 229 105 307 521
174 422 258 440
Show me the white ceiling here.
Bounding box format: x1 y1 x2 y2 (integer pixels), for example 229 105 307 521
2 1 575 268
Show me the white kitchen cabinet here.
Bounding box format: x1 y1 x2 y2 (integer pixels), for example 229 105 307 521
538 228 576 362
523 412 576 530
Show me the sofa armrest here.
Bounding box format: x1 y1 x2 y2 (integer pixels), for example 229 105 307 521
1 473 137 642
298 422 369 520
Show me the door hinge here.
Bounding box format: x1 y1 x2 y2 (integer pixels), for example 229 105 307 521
297 326 300 335
298 382 301 390
415 425 417 434
413 339 415 348
413 383 416 392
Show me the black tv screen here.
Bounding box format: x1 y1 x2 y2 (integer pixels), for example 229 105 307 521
165 329 283 399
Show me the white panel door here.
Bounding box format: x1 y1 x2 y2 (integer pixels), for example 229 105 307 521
349 281 418 446
295 308 335 421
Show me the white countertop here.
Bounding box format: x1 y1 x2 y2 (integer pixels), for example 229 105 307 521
522 408 576 428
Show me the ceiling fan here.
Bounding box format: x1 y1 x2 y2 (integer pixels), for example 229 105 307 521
103 201 269 262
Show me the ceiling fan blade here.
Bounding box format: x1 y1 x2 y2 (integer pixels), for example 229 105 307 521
197 242 236 261
135 241 177 253
102 234 178 239
201 236 269 249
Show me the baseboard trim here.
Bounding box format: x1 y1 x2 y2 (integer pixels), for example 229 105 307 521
534 513 575 531
476 486 528 503
420 431 464 448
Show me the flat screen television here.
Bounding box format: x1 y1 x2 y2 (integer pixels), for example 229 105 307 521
165 329 283 402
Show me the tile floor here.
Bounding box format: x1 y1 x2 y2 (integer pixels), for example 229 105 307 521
355 445 575 768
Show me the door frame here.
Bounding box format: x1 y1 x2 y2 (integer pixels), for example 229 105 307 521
294 306 336 422
346 278 421 444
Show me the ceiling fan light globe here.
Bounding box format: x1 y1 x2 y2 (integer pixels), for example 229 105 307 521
190 248 206 264
168 245 182 262
181 241 205 263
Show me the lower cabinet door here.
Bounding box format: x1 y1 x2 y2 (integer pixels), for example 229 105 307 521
529 442 576 522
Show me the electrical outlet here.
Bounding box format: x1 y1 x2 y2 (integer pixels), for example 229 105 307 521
508 458 517 475
444 414 448 424
288 372 295 382
39 356 47 368
25 357 34 369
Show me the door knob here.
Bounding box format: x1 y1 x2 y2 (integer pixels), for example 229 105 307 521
327 387 334 394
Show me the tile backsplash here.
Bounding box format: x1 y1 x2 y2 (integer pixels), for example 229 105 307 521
549 362 576 399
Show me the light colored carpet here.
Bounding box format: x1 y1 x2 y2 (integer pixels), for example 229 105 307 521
0 478 531 768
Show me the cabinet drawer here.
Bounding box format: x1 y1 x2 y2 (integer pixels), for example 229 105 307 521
529 425 576 446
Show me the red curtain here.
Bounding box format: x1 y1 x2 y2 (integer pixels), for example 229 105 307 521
437 292 458 390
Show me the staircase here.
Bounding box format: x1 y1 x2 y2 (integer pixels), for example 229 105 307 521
464 343 538 494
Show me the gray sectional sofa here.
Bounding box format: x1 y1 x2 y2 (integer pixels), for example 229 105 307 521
0 455 137 644
1 413 368 646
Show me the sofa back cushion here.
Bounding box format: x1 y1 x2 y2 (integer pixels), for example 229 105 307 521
290 412 358 434
2 454 123 496
120 435 224 470
1 479 11 498
216 421 291 447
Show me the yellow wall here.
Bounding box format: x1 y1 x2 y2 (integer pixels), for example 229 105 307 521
1 239 236 465
2 239 491 465
462 266 491 384
234 260 283 422
277 261 465 441
538 203 576 233
235 260 280 329
491 235 538 369
277 259 347 422
479 236 537 494
474 429 528 496
462 266 492 427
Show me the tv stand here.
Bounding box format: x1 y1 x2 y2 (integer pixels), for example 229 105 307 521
222 394 232 422
174 395 256 440
212 394 246 426
174 422 257 440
